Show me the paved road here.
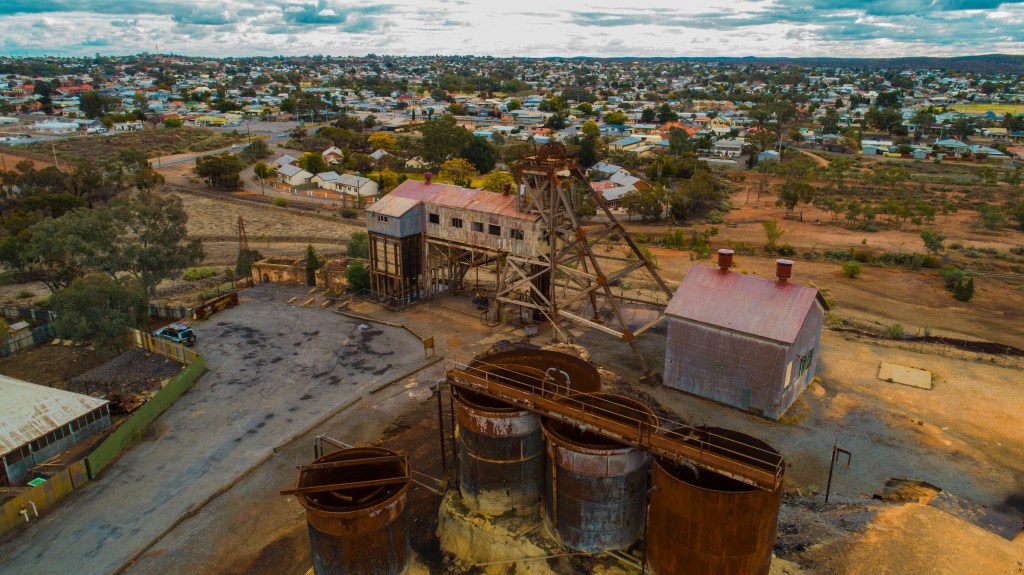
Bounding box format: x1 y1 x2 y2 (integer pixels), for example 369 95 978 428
0 286 422 575
153 132 289 167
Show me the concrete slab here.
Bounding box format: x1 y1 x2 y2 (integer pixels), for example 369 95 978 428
878 361 932 389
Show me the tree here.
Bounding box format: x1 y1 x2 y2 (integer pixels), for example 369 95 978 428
621 188 664 221
777 179 816 221
236 247 262 277
110 194 205 294
163 117 183 128
299 152 327 175
670 170 726 220
976 204 1005 230
820 109 841 134
482 171 514 194
195 154 244 188
604 110 629 125
79 91 104 119
865 106 903 134
841 261 862 278
420 115 472 166
347 231 369 258
346 260 370 293
1009 202 1024 230
762 220 785 254
920 230 946 254
305 244 321 286
640 108 656 123
133 167 165 194
911 109 935 142
253 161 277 180
657 103 678 123
289 126 308 142
827 157 853 191
950 117 975 138
461 136 497 173
544 113 567 131
505 99 521 112
368 132 398 153
50 274 147 353
439 158 476 187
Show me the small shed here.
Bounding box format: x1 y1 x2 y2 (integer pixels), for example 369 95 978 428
663 251 827 420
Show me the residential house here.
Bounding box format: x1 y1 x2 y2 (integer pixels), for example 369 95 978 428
277 164 314 187
321 147 345 165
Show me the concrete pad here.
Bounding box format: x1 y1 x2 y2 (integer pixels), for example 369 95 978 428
878 361 932 389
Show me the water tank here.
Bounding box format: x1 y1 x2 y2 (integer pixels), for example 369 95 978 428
648 427 784 575
453 349 600 515
541 393 655 551
291 446 410 575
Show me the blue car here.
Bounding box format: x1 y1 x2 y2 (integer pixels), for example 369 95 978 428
154 323 197 346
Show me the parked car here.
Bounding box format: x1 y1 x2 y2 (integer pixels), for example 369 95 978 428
153 323 197 346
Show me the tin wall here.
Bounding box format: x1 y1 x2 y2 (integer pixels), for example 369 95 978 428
663 319 788 418
454 350 602 515
541 394 654 552
296 447 410 575
648 428 784 575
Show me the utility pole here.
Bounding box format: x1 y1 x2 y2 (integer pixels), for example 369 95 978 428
51 141 58 168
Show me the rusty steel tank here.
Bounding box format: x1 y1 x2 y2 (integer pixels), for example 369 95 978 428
648 427 785 575
453 349 600 515
541 392 655 551
290 446 410 575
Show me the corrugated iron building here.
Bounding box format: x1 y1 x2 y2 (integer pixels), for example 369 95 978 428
0 375 111 486
366 176 541 303
663 252 827 420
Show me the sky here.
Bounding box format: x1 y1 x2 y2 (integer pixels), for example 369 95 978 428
1 0 1023 59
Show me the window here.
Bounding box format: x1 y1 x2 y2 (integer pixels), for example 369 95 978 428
451 217 463 228
488 224 501 236
471 221 484 233
509 229 524 240
428 213 440 224
377 215 389 223
798 348 815 376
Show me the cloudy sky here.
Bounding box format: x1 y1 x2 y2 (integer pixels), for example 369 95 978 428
1 0 1023 58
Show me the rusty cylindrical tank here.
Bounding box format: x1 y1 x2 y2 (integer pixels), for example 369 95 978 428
294 446 410 575
454 349 600 515
649 427 785 575
542 393 655 551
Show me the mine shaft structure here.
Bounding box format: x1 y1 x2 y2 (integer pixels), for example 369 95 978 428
495 143 674 374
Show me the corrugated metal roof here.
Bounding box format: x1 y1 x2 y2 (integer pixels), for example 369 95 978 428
370 194 421 217
665 265 822 344
387 179 540 222
0 374 108 454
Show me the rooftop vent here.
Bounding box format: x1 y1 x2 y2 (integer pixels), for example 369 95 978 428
776 259 793 285
717 249 734 272
424 172 433 185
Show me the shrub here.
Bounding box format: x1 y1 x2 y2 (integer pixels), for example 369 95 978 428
777 244 796 257
183 267 219 281
347 231 369 259
947 242 964 250
953 277 974 302
887 323 905 339
272 197 289 207
705 210 724 224
346 261 370 293
851 250 873 263
15 289 34 299
340 207 359 219
634 233 649 244
841 261 861 278
939 265 967 288
1010 246 1024 256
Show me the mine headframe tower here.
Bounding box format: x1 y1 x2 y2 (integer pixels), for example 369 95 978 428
494 143 674 375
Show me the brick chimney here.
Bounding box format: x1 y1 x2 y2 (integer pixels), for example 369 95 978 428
501 182 511 196
717 249 734 272
776 259 793 285
424 172 433 185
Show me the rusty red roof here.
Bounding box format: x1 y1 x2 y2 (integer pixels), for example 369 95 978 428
665 265 823 344
387 179 539 221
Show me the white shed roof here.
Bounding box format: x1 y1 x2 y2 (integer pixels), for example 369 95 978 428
0 375 108 454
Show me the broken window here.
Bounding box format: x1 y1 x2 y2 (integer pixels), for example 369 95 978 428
428 213 440 224
509 229 524 240
488 224 501 236
451 217 463 228
471 221 484 232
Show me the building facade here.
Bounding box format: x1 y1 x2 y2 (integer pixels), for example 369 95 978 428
663 252 827 420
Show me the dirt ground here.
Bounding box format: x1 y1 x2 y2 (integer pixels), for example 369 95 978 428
0 341 110 388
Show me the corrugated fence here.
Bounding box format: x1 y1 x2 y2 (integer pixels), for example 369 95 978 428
0 355 206 536
127 328 199 365
0 324 53 357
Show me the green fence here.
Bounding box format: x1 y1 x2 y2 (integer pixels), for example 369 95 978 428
85 355 207 479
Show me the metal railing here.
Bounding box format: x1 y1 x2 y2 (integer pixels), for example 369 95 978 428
444 353 785 491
